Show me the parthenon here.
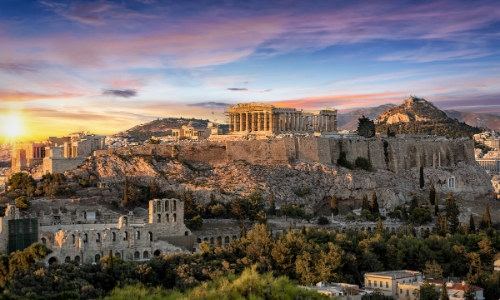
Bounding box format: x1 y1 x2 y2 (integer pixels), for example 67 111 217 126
227 103 337 135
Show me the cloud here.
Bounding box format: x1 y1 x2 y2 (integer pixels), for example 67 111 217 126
227 88 272 93
187 102 231 109
227 88 248 91
0 90 83 102
0 63 38 73
102 89 137 98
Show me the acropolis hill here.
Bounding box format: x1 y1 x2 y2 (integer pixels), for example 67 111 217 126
82 135 493 213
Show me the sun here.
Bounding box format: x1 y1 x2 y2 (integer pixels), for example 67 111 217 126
1 114 25 140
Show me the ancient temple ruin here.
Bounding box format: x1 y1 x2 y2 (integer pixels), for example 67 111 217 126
226 103 337 135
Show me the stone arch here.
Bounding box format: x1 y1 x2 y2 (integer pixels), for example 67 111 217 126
203 237 208 242
185 231 189 236
136 231 140 240
74 256 81 264
173 200 177 211
165 214 169 222
65 256 71 263
96 233 101 242
143 251 149 259
95 254 101 263
84 233 88 243
224 236 230 244
48 257 58 265
112 232 116 241
156 201 162 213
123 216 128 226
124 231 128 241
115 252 121 259
41 237 46 244
154 250 161 257
210 237 214 245
197 238 201 243
172 213 176 222
367 227 372 232
71 234 76 244
134 251 140 259
217 236 222 245
157 213 161 223
148 231 153 241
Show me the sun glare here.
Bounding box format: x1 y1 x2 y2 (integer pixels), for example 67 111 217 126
1 114 25 140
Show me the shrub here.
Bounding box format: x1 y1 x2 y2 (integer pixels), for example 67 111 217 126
337 151 353 169
15 196 30 210
318 216 330 225
345 213 355 221
293 184 311 197
354 157 373 171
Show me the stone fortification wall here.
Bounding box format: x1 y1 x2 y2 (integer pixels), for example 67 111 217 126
94 137 475 172
43 157 86 174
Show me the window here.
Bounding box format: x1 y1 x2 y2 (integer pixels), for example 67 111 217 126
380 281 383 288
96 233 101 243
148 231 153 241
112 232 116 241
173 200 176 211
374 282 377 287
124 231 128 241
368 280 371 287
165 214 169 222
41 237 46 244
72 234 76 244
156 201 161 212
173 213 176 222
386 282 389 288
406 290 409 297
84 234 88 243
95 254 101 263
400 289 403 294
136 231 140 240
157 214 161 223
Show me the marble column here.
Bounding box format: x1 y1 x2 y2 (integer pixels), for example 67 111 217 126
245 112 249 132
264 112 268 131
238 113 242 132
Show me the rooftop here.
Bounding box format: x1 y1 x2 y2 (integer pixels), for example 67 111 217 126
365 270 421 279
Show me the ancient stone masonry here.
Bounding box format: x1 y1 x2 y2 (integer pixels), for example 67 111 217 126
0 199 195 265
227 102 337 135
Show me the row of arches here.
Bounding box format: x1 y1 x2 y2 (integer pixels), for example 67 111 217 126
62 230 155 246
196 235 238 245
156 213 177 223
153 199 177 213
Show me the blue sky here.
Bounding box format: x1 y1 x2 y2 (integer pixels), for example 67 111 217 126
0 0 499 140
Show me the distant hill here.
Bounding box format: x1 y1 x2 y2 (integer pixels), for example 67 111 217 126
337 104 396 130
375 96 481 138
443 110 500 131
116 118 209 140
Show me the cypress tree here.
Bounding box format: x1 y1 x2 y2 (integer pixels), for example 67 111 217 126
371 191 379 214
361 194 370 211
434 201 439 216
429 183 436 205
469 214 476 234
420 165 425 188
330 195 339 216
479 203 492 230
409 192 419 213
445 193 459 234
377 215 384 232
440 282 449 300
269 191 276 215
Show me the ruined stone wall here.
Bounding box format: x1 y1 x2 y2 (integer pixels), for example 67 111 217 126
226 140 289 165
43 157 86 174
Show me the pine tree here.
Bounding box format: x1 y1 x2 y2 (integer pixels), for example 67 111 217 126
361 194 370 211
420 165 425 189
409 192 419 213
440 281 449 300
469 214 476 234
370 192 379 214
429 183 436 205
357 115 375 138
330 195 339 216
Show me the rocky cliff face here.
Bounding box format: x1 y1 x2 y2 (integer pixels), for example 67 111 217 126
70 140 494 214
378 96 448 124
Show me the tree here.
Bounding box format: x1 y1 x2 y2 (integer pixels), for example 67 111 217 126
361 194 370 211
188 215 203 230
361 209 372 220
377 216 384 232
240 221 247 238
14 196 30 210
8 172 36 191
269 191 276 215
150 180 159 199
440 282 449 300
409 192 419 213
420 281 440 300
479 203 492 230
318 216 329 225
123 177 129 204
357 115 375 138
445 193 459 234
409 207 432 225
469 214 476 234
434 201 439 216
424 260 443 279
371 191 379 214
429 183 436 205
420 165 425 189
330 195 338 217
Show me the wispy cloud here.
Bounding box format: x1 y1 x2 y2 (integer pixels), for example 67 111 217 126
0 90 83 102
102 89 137 98
187 102 231 109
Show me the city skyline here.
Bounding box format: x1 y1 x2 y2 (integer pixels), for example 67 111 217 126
1 0 499 142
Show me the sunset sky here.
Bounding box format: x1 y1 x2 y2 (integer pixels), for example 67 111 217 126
1 0 499 142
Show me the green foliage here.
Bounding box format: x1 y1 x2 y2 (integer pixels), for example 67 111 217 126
357 115 376 138
337 151 353 169
429 183 436 205
355 157 374 171
409 207 432 225
188 215 203 230
14 196 30 210
8 172 36 191
362 290 393 300
420 281 441 300
360 209 372 220
370 192 379 214
445 193 460 234
345 213 355 221
279 205 306 218
293 184 311 197
469 214 476 234
330 195 338 216
423 260 443 279
318 216 329 225
479 203 492 230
